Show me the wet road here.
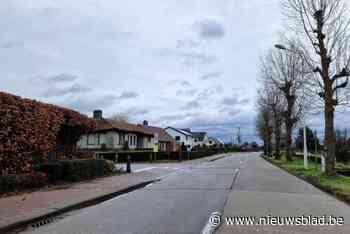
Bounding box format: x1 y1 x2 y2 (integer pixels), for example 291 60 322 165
21 153 248 234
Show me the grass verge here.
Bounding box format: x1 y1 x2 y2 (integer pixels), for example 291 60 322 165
263 156 350 205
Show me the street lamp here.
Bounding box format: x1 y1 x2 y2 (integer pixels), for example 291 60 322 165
275 43 309 169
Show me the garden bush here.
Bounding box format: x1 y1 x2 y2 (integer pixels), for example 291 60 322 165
0 172 48 194
0 91 96 175
60 159 106 182
33 162 63 181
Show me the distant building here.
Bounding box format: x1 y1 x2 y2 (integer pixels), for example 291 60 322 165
77 110 155 157
208 137 223 147
165 127 194 151
192 132 209 146
141 121 176 152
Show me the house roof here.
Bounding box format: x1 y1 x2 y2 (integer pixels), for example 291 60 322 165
165 127 192 136
94 119 153 136
143 126 174 143
192 132 207 141
208 137 223 144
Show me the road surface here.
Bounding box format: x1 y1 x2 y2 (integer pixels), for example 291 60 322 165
20 152 350 234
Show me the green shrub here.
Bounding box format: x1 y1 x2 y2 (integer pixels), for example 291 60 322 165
60 159 106 182
34 162 63 181
0 172 48 194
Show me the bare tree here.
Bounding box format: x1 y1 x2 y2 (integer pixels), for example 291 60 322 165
282 0 350 175
256 104 273 156
257 78 285 159
262 44 306 161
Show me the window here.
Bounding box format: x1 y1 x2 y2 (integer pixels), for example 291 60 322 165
119 133 124 145
87 134 95 145
175 136 180 141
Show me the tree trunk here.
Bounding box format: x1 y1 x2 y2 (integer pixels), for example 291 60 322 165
285 121 293 161
267 134 272 157
274 113 281 159
324 84 336 175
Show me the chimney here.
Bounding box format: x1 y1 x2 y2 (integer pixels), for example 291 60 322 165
93 110 103 120
143 120 149 126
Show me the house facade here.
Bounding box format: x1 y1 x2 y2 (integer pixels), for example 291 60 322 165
208 137 223 147
165 127 194 151
192 132 210 147
77 110 154 154
141 121 176 152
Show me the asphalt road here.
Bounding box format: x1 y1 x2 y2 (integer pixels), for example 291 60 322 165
21 153 246 234
19 153 350 233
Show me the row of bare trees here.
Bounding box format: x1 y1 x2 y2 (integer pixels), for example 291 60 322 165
257 0 350 175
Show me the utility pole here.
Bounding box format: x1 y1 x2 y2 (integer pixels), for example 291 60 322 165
237 127 241 146
303 126 308 170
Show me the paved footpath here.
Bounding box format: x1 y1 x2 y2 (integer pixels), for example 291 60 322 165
0 153 227 233
217 154 350 234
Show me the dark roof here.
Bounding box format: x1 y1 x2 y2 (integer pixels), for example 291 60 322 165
165 127 192 136
94 119 153 136
208 137 222 144
143 126 175 143
181 128 192 134
192 132 207 141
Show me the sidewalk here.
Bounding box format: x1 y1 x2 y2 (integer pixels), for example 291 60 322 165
0 153 229 233
217 155 350 234
0 171 158 233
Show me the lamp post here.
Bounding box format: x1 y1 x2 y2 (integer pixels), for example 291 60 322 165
303 124 308 169
275 44 308 169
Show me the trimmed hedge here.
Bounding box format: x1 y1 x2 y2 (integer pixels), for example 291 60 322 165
0 172 48 194
35 159 112 182
0 91 96 175
33 162 63 181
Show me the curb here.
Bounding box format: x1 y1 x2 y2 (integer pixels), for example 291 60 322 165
0 179 158 234
261 156 350 206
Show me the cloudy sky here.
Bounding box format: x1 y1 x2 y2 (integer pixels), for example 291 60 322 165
1 0 348 142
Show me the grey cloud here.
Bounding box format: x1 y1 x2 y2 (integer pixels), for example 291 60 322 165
172 111 257 143
201 71 222 80
157 114 187 122
183 101 200 110
43 83 91 97
97 31 133 41
119 91 139 99
197 85 223 99
194 19 226 39
176 89 197 97
176 39 200 49
181 81 190 86
31 73 78 84
50 73 77 83
64 94 119 113
180 52 217 66
156 49 217 66
121 107 149 117
2 41 23 49
221 96 250 106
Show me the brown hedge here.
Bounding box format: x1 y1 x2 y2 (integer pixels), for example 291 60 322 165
0 91 96 174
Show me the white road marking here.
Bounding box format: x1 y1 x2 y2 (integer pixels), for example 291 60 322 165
133 167 157 173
